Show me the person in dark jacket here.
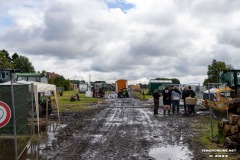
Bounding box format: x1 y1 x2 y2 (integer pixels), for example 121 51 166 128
152 89 160 114
162 85 172 115
182 86 189 115
187 86 197 115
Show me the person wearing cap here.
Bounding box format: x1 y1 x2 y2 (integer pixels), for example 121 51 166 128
152 89 160 114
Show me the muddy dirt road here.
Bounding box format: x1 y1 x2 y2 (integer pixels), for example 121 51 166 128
40 93 206 160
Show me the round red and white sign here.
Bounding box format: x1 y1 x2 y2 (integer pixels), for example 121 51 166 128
0 101 11 128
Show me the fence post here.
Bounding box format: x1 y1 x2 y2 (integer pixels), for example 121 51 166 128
10 71 18 160
31 83 35 134
208 83 214 141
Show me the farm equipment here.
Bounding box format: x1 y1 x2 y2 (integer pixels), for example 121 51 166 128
116 79 129 98
202 70 240 112
202 70 240 148
37 93 53 116
70 93 80 101
118 88 129 98
92 81 106 98
79 82 88 93
148 79 180 94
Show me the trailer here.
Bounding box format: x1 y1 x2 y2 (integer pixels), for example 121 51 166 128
78 82 88 93
115 79 129 98
148 79 180 94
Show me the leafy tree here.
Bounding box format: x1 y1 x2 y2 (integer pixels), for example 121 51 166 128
172 78 180 84
64 79 71 91
12 53 19 61
203 59 233 86
40 70 47 76
139 83 148 89
2 50 11 62
53 75 71 91
54 75 65 87
13 55 35 73
48 78 54 84
70 79 80 84
0 50 13 68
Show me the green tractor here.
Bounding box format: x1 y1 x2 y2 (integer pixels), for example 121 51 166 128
118 88 129 98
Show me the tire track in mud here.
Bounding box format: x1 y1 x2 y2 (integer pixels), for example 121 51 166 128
40 94 207 160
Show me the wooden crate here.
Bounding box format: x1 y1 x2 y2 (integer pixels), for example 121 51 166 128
185 97 197 105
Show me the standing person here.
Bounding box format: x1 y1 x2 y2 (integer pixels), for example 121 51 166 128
162 85 172 115
152 89 160 114
171 86 181 114
188 86 196 115
182 86 189 115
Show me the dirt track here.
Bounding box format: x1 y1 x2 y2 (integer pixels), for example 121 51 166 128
40 93 207 160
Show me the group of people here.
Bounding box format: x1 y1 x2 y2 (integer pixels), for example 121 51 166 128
152 85 197 116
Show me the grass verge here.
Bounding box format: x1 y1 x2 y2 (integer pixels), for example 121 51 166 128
132 90 152 100
57 90 102 112
192 116 238 159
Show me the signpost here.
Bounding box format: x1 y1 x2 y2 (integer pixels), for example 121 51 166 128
0 101 11 128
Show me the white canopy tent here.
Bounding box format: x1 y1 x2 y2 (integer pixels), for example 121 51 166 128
33 82 60 134
0 80 60 134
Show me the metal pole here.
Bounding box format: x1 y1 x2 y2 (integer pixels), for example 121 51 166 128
225 84 228 119
209 83 214 140
11 71 18 160
31 83 35 134
46 97 48 123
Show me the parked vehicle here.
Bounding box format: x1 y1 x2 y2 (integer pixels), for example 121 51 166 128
116 79 129 98
16 72 48 83
0 69 11 83
92 81 106 97
202 69 240 112
148 79 180 95
78 82 88 93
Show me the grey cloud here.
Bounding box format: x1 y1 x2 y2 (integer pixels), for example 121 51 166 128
1 0 240 85
218 29 240 49
191 0 240 16
43 9 75 41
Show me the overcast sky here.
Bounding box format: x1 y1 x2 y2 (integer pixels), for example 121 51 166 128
1 0 240 85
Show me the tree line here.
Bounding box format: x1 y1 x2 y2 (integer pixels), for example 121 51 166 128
0 49 71 90
0 49 35 72
203 59 234 86
1 49 235 86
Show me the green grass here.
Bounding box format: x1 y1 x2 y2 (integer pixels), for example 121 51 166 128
192 116 238 160
132 89 152 100
196 117 223 147
56 90 102 112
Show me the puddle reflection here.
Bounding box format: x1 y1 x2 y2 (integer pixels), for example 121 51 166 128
0 121 66 160
149 145 193 160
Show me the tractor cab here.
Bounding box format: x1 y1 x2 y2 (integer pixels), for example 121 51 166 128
219 70 240 98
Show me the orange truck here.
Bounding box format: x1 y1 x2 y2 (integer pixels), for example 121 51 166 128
130 84 140 91
115 79 129 98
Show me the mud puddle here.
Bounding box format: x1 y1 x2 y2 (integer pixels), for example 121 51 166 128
149 145 193 160
38 93 210 159
0 118 66 160
27 121 66 159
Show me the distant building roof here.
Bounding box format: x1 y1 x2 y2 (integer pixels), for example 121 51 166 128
46 72 58 79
